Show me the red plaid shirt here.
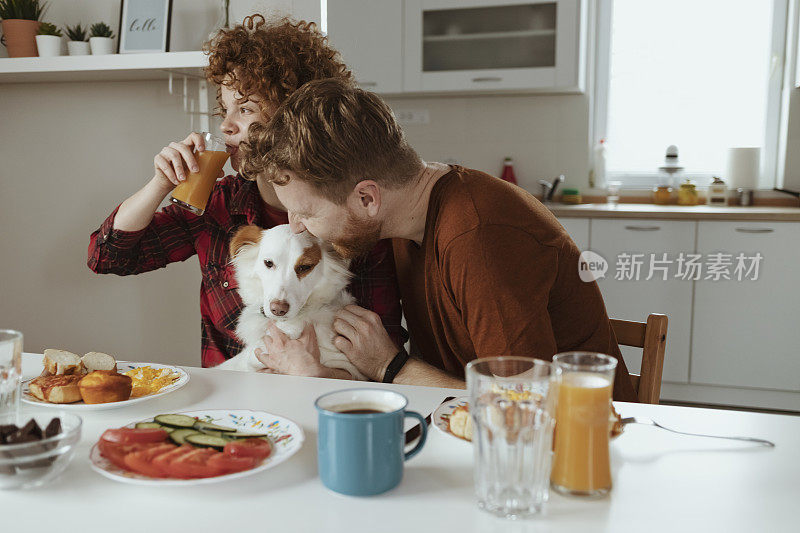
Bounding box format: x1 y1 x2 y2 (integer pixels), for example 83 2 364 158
88 175 406 368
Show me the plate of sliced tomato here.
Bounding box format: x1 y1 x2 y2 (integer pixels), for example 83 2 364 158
89 409 304 485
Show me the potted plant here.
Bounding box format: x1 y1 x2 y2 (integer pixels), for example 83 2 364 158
34 21 59 56
0 0 48 57
88 21 114 55
63 22 88 56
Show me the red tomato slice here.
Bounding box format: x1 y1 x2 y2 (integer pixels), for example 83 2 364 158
100 427 169 445
207 452 257 474
98 440 165 470
223 438 272 461
166 448 223 479
123 444 177 477
152 445 196 473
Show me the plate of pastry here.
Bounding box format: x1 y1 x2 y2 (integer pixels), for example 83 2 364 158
432 396 625 442
21 349 189 410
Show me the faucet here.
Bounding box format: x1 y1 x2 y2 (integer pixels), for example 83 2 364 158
538 175 564 204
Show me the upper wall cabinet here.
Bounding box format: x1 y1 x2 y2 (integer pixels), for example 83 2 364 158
402 0 585 94
326 0 404 94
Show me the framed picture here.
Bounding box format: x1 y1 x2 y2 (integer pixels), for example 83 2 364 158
118 0 172 54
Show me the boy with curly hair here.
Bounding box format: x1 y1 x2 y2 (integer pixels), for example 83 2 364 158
87 15 405 374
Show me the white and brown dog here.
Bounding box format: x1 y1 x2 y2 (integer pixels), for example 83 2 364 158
216 224 366 379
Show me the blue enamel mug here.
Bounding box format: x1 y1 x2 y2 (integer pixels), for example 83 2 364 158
315 388 427 496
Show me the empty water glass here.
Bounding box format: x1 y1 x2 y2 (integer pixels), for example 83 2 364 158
466 357 554 519
606 180 622 205
0 330 22 424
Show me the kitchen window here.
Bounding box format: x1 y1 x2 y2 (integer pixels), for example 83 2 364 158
593 0 788 188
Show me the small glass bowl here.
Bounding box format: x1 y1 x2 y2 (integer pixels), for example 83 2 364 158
0 411 82 490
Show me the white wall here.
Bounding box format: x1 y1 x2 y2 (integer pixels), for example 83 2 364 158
386 93 592 193
0 81 202 365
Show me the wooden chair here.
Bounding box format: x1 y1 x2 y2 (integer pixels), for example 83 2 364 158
610 313 668 404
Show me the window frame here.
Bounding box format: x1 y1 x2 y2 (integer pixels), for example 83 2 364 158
592 0 790 189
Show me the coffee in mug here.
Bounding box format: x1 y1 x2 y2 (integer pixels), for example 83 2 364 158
315 389 427 496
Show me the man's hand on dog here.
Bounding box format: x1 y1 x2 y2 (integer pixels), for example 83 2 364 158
333 305 397 381
255 323 331 378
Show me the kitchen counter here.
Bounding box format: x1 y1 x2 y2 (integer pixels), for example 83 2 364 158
4 354 799 532
548 203 800 221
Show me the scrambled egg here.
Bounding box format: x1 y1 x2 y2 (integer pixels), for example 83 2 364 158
124 366 181 398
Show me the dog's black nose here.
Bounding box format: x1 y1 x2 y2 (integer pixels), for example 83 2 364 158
269 300 290 317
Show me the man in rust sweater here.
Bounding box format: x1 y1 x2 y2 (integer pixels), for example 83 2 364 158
240 79 637 401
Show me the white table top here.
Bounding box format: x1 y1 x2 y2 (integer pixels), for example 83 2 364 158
3 353 798 532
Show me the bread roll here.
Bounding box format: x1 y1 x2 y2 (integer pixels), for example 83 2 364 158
78 370 132 404
28 375 83 403
449 405 473 441
43 349 81 376
80 352 117 374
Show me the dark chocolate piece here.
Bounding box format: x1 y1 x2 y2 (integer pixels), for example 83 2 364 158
17 419 43 440
0 424 18 444
44 418 62 438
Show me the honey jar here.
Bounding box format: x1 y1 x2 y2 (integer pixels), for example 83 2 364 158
652 185 673 205
677 179 699 206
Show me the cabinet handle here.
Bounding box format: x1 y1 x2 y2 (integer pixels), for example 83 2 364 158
358 81 377 87
471 76 503 82
624 225 661 232
735 227 774 234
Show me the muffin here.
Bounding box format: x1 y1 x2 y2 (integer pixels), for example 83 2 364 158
78 371 132 404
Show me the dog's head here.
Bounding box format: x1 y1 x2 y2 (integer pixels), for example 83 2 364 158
229 224 352 320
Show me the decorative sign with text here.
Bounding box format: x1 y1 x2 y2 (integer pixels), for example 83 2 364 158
118 0 172 53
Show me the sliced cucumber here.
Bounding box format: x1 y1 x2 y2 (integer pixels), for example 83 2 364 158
154 414 198 429
193 420 236 433
135 422 164 430
225 431 268 439
195 429 229 438
169 428 200 445
185 434 229 451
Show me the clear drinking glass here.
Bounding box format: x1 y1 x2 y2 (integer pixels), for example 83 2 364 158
606 180 622 206
550 352 617 497
169 133 230 216
0 330 23 425
466 357 555 519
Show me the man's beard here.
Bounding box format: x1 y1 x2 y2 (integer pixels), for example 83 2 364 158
331 211 382 260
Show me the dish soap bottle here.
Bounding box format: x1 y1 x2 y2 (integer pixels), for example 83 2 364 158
500 157 518 185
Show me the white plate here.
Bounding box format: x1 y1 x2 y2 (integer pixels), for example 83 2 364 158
432 396 624 442
432 396 471 442
21 361 189 410
89 408 304 486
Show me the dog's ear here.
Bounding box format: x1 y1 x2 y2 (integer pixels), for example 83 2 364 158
230 225 262 258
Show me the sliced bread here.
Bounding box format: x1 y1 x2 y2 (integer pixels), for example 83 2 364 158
28 374 83 403
43 349 82 376
81 352 117 374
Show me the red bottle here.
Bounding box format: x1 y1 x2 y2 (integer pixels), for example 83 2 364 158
500 157 518 185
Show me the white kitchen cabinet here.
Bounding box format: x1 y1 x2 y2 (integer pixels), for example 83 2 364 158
326 0 404 93
692 221 800 392
403 0 585 93
590 219 695 384
557 216 589 251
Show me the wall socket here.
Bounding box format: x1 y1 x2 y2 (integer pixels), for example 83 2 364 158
394 109 430 126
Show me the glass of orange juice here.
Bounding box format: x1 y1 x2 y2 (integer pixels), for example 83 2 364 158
466 357 555 519
550 352 617 497
170 133 230 215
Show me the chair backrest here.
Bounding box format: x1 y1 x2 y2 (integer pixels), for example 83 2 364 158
610 314 668 404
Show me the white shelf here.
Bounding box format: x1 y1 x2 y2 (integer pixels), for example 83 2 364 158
0 51 208 83
423 29 555 43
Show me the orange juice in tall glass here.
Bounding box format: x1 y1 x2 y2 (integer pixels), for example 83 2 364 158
170 133 230 215
550 352 617 496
